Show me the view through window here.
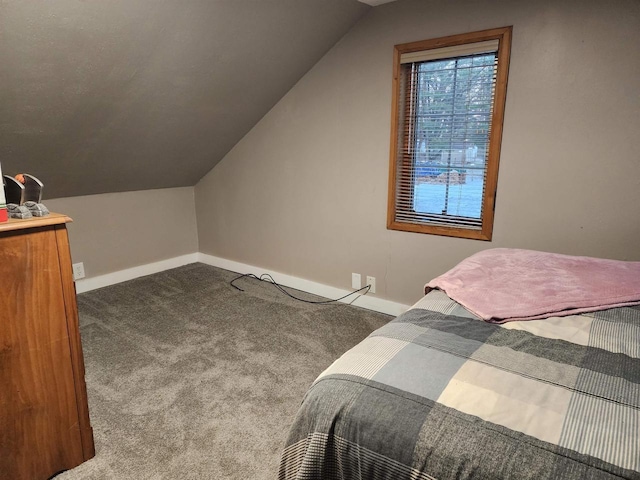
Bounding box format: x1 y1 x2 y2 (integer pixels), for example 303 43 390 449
412 53 495 219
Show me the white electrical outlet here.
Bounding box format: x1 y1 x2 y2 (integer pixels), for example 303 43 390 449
366 276 376 294
72 262 85 280
351 273 361 289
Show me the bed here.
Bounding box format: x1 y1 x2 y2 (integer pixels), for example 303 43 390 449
279 249 640 480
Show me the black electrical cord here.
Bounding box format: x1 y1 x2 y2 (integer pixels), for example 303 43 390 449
230 272 371 305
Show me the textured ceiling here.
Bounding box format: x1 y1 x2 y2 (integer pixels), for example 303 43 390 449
0 0 370 199
357 0 398 6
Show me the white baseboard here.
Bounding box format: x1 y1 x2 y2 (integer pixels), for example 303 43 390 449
74 253 199 294
197 253 409 317
74 252 409 317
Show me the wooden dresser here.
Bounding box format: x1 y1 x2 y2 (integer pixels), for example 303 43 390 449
0 214 95 479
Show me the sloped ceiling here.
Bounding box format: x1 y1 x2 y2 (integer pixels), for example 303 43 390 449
0 0 370 199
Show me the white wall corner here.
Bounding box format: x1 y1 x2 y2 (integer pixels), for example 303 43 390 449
74 252 409 317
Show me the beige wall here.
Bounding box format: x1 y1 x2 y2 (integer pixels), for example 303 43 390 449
47 187 198 278
195 0 640 306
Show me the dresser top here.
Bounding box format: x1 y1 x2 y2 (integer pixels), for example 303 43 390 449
0 212 72 233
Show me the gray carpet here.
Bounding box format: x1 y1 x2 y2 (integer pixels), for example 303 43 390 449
58 263 391 479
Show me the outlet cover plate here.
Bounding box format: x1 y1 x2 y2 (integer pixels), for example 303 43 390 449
366 276 376 294
73 262 86 280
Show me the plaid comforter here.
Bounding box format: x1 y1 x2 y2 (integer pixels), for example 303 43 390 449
279 291 640 480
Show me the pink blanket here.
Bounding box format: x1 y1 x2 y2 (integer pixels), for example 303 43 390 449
425 248 640 323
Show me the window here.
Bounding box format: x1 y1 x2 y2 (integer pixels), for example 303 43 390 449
387 27 512 240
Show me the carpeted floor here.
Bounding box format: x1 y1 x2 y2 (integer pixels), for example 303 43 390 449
58 263 391 480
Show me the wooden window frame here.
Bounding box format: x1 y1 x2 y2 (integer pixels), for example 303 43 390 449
387 26 512 241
